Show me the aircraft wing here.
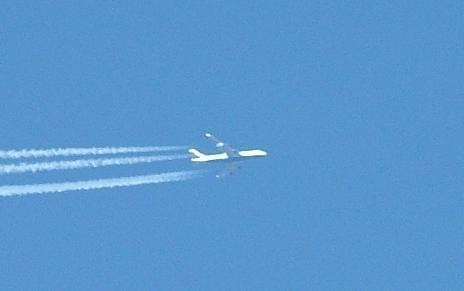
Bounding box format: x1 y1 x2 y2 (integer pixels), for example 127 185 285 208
216 162 241 178
205 133 238 157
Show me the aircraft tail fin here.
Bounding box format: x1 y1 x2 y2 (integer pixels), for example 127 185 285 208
188 148 205 159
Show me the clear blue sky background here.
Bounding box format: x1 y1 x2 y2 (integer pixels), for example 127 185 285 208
0 1 462 290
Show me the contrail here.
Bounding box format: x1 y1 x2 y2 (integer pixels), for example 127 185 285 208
0 170 204 197
0 154 190 175
0 146 187 159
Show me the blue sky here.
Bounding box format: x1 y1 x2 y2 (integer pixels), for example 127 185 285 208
0 1 462 289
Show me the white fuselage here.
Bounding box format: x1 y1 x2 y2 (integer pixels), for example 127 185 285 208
191 149 267 163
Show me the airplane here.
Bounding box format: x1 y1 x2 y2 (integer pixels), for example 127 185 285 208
189 133 268 178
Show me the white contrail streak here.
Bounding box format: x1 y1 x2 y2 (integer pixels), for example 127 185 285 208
0 154 189 175
0 146 187 159
0 170 204 197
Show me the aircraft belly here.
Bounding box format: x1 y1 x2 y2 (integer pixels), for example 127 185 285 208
204 153 228 162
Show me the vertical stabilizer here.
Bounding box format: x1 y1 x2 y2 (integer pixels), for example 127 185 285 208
188 149 205 159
